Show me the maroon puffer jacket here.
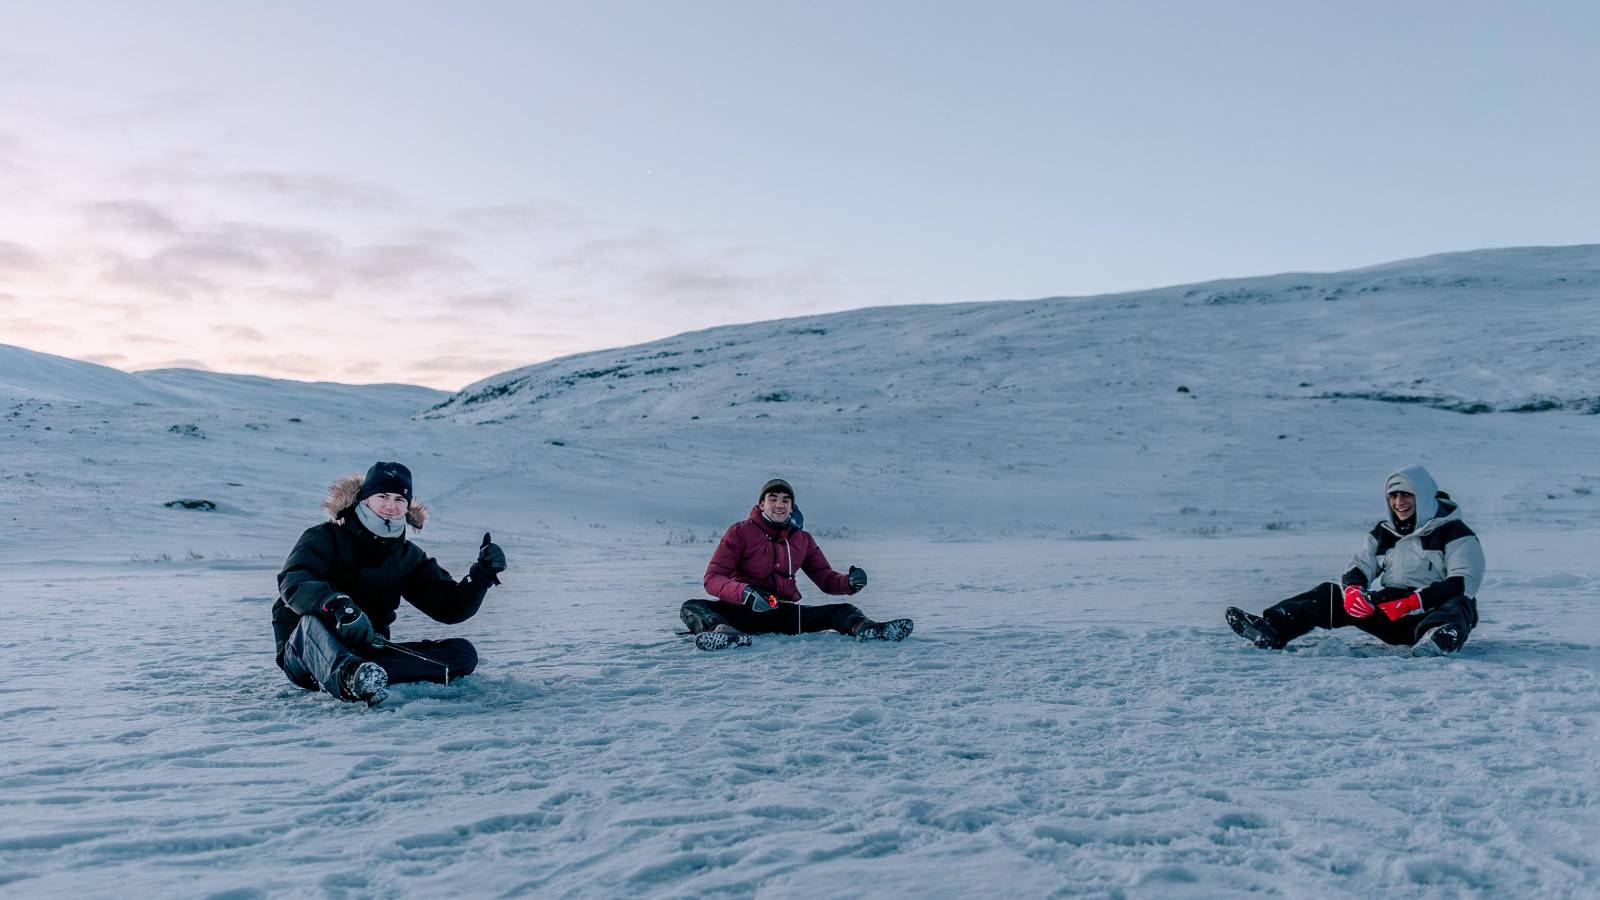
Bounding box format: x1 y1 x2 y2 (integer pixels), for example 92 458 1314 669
704 506 857 605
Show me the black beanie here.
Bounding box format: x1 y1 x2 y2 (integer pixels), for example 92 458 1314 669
759 478 794 501
357 461 413 503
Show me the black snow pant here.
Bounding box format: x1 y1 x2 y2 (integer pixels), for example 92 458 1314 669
680 598 867 637
278 616 478 700
1262 582 1479 647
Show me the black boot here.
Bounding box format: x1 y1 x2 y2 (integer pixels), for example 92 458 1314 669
853 618 913 642
1416 625 1465 656
339 660 389 706
1226 607 1285 650
694 624 753 652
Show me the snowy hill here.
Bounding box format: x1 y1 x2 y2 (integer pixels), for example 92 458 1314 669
134 367 441 416
0 342 190 405
431 244 1600 427
0 342 441 413
411 243 1600 543
5 244 1599 555
2 246 1597 897
0 349 448 564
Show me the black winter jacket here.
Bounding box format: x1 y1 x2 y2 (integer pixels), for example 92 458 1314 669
272 475 492 663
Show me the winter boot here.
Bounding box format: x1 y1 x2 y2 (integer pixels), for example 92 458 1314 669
695 624 753 652
339 660 389 706
1414 625 1465 656
1226 607 1285 650
854 618 914 642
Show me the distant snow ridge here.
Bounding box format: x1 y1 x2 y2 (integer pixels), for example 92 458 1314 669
136 368 443 416
428 244 1600 427
0 343 187 405
0 344 442 413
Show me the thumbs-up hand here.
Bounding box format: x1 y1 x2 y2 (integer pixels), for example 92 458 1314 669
475 532 506 585
847 566 868 591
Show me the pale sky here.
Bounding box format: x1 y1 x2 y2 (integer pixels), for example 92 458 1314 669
1 1 1596 390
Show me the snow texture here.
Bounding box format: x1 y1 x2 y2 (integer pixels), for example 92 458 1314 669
2 245 1598 897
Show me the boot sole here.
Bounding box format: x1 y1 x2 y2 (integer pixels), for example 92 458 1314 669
857 619 914 642
695 631 753 651
1226 607 1282 650
345 662 389 707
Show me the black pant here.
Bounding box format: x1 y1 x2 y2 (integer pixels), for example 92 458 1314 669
279 616 478 699
1263 582 1479 647
680 598 866 637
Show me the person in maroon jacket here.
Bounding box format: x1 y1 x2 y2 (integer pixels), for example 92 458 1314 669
680 478 913 651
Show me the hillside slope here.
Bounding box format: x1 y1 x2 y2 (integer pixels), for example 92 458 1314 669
3 245 1597 559
430 244 1600 428
413 244 1600 542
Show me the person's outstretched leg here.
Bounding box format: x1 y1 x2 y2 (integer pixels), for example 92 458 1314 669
1258 582 1346 644
1231 582 1421 649
280 615 361 699
798 603 913 641
1264 583 1415 642
1234 582 1369 648
1229 583 1337 648
372 638 477 685
685 599 911 646
793 602 864 635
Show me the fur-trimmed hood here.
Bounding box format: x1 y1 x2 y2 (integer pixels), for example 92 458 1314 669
323 474 429 530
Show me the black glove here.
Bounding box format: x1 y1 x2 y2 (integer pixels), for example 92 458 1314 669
742 585 778 613
474 532 505 585
323 595 381 651
847 566 868 591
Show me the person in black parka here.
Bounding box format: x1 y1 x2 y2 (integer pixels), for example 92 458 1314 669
273 462 507 705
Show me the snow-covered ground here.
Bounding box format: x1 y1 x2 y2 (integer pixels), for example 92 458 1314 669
3 245 1598 896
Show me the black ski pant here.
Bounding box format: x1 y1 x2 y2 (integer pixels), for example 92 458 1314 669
278 616 478 700
1262 582 1479 647
680 598 867 637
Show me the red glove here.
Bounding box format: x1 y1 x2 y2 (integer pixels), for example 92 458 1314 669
1377 593 1422 621
1342 584 1375 618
